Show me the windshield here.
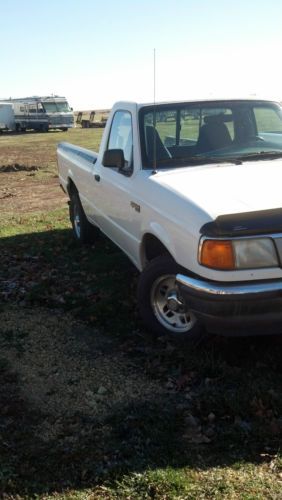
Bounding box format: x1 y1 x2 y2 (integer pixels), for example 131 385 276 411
139 100 282 168
43 101 71 113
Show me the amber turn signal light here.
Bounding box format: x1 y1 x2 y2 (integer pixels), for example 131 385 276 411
200 240 235 270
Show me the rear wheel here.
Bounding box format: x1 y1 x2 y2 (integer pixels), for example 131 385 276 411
138 255 204 340
16 124 25 133
69 189 99 244
39 124 49 132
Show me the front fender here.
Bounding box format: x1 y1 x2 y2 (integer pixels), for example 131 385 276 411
140 221 177 269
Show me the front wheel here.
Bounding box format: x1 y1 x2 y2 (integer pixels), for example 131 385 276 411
69 190 99 244
138 255 204 340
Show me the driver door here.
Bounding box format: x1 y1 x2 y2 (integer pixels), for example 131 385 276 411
92 110 140 262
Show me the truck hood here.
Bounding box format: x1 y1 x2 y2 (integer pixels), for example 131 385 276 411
152 159 282 220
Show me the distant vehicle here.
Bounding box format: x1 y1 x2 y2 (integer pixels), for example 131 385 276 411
0 103 15 132
0 96 74 132
76 109 109 128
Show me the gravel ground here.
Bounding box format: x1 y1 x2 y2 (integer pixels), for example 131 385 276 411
0 306 165 443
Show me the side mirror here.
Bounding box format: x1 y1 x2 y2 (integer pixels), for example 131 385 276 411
103 149 125 169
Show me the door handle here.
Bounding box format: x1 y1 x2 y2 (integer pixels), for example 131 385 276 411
94 174 100 182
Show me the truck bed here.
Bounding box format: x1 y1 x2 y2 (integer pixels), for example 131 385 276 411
57 142 98 193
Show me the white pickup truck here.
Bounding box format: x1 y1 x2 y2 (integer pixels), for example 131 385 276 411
57 98 282 340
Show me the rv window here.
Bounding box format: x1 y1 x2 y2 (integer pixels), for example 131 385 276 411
29 105 37 113
56 102 71 112
37 103 44 113
43 101 71 113
43 102 58 113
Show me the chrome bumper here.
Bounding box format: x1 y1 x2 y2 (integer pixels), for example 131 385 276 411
176 274 282 300
176 274 282 335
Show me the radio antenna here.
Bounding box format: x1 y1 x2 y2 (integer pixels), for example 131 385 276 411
153 48 156 105
153 48 157 172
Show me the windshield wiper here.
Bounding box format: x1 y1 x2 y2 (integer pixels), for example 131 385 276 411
151 156 242 168
150 150 282 170
235 151 282 162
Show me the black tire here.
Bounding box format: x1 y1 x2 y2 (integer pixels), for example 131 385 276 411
137 255 204 340
39 125 49 133
69 189 99 244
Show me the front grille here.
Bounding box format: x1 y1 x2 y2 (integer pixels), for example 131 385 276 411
48 115 74 125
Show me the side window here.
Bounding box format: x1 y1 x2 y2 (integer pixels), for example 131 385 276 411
157 110 177 146
144 110 177 147
28 104 37 114
37 103 44 113
253 107 282 133
107 111 133 171
180 108 201 144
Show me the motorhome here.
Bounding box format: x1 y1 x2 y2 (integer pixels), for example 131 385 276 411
0 96 74 132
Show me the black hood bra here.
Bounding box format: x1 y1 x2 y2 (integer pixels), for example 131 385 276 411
200 208 282 237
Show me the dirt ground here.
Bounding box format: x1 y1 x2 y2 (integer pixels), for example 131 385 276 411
0 170 165 421
0 168 179 492
1 134 282 498
0 166 181 497
0 307 165 443
0 171 67 213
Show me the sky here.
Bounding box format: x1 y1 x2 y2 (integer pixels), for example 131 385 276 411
1 0 282 110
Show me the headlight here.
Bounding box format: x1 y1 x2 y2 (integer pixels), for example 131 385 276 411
200 238 278 270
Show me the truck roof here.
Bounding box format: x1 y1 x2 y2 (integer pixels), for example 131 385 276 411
113 97 281 111
137 97 281 109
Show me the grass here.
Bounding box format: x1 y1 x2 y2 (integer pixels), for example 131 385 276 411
0 209 136 335
1 129 282 499
0 127 103 179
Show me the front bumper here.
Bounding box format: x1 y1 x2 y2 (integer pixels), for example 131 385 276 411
49 123 74 129
176 274 282 336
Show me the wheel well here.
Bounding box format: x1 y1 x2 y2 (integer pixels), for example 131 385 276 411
67 178 77 196
142 234 172 264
